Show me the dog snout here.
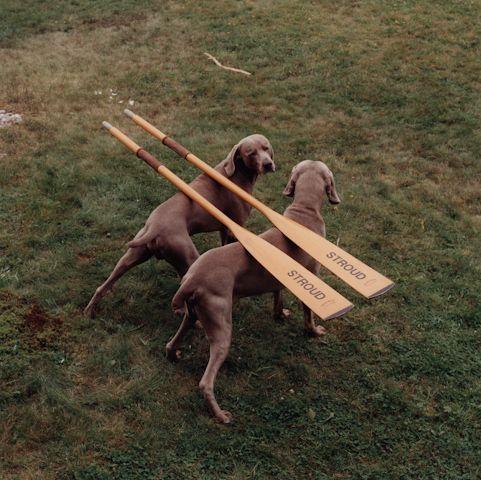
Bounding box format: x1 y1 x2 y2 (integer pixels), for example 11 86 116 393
262 159 275 173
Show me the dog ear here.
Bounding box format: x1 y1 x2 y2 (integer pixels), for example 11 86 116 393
283 167 298 197
222 143 240 177
326 174 341 204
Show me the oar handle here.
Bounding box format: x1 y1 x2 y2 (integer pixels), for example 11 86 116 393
124 109 266 212
102 121 141 154
102 122 239 232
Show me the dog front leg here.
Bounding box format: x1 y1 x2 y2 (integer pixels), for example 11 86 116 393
219 229 236 246
273 290 290 320
302 303 326 336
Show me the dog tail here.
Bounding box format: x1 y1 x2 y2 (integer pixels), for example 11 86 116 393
127 226 156 248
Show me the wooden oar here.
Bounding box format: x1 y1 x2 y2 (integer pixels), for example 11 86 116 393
124 110 394 299
102 121 353 321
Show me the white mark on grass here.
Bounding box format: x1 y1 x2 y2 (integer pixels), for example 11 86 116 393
94 89 136 107
0 110 22 128
322 412 335 423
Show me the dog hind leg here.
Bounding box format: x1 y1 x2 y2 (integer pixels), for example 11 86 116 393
84 246 152 317
162 235 200 276
197 295 233 424
166 297 198 361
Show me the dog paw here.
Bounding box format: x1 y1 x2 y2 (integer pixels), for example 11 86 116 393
275 308 291 321
216 410 233 424
166 346 182 362
308 325 327 337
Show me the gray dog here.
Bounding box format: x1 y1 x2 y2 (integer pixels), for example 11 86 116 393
170 160 341 423
84 134 275 317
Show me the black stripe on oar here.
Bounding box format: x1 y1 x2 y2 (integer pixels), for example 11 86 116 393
162 137 191 159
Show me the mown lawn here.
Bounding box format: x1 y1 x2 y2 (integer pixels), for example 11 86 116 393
1 1 480 478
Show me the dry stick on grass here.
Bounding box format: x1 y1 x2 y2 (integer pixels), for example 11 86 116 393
204 52 252 76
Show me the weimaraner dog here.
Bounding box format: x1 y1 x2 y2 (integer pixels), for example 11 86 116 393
170 160 341 423
84 134 275 317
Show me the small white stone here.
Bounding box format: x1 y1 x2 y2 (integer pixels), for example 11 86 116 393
0 111 22 128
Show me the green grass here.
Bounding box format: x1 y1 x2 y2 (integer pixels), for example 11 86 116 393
1 0 480 478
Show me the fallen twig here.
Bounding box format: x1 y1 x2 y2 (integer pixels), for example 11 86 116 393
204 52 252 76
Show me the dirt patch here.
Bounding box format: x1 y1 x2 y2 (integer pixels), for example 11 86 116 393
23 304 63 333
76 253 91 264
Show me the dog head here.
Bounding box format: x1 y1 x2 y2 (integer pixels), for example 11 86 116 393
283 160 340 205
222 134 275 177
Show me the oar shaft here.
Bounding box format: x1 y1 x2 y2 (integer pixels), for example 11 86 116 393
124 109 266 212
102 122 238 232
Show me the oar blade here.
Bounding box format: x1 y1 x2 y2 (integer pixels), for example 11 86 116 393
230 224 353 321
267 211 394 298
